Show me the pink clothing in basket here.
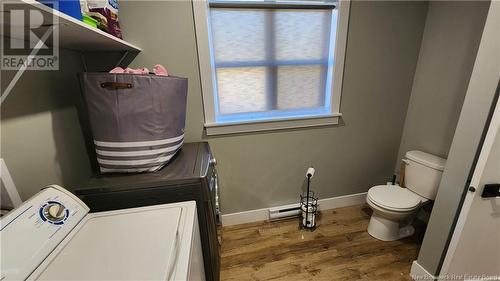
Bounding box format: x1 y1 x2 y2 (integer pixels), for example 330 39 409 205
109 64 169 76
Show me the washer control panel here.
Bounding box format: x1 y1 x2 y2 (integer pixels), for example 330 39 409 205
0 185 90 281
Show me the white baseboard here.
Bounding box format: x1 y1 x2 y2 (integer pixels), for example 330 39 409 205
221 192 367 226
410 260 435 280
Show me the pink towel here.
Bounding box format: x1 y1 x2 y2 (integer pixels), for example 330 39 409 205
153 64 169 76
109 67 149 75
109 67 125 74
109 65 169 76
126 67 149 74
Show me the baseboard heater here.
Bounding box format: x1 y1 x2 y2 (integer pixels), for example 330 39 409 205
268 203 301 220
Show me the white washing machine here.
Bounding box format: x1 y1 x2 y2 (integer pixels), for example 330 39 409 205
0 185 205 281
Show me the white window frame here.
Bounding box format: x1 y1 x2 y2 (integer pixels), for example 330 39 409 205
193 0 350 136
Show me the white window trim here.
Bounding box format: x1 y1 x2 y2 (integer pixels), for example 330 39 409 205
193 0 350 136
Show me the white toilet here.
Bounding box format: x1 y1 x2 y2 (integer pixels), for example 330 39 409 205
366 150 446 241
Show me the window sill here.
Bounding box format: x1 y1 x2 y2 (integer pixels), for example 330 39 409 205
204 113 342 136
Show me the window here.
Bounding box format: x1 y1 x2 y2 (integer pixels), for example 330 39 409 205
194 0 350 135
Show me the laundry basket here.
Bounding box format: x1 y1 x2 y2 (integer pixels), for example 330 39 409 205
80 73 188 173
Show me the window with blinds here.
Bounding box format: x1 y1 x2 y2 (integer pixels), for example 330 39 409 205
194 0 349 134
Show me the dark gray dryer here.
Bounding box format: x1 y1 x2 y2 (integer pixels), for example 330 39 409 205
73 142 220 281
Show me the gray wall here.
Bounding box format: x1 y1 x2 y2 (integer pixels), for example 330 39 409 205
1 1 427 213
414 1 492 276
0 48 93 200
395 1 490 174
119 0 428 213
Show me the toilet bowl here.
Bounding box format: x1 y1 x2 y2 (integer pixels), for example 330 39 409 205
366 150 446 241
366 185 426 241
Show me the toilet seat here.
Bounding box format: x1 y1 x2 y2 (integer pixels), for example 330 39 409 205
368 185 422 212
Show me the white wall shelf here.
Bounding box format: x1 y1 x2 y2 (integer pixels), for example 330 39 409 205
1 0 141 52
0 0 141 105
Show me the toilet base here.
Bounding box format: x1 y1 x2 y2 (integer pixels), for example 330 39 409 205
367 213 415 241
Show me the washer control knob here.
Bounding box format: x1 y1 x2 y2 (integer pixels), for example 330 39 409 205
44 202 66 222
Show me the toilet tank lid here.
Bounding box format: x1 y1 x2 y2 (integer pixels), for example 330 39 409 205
405 150 446 171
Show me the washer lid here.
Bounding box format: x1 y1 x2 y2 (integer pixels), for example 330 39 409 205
405 150 446 171
34 205 184 281
368 185 422 211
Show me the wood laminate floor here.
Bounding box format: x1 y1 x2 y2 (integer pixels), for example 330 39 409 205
220 204 426 281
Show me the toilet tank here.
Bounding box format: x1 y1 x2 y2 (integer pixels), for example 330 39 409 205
404 150 447 200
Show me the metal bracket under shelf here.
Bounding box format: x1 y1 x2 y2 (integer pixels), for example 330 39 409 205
80 50 138 72
114 51 130 68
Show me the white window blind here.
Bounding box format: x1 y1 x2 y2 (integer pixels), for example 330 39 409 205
210 2 336 121
194 0 349 134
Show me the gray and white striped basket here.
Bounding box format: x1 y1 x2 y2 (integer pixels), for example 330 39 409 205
80 73 188 173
